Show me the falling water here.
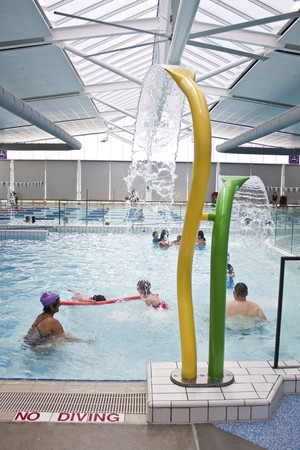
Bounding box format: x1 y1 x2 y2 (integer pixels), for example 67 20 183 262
221 176 274 234
125 65 184 208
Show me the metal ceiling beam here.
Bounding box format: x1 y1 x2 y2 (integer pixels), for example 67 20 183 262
48 18 160 41
217 104 300 153
167 0 200 65
107 130 132 146
105 120 134 136
187 40 268 60
54 12 169 38
92 97 136 119
195 54 262 83
190 21 281 48
152 0 174 64
189 11 300 40
84 81 138 93
0 85 81 150
63 45 143 86
87 39 169 57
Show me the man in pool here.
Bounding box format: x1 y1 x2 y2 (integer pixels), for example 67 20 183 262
226 283 267 321
25 291 64 345
137 280 169 310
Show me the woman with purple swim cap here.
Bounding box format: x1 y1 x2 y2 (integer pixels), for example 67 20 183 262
25 291 64 344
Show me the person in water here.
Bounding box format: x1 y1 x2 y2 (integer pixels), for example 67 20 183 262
152 231 160 244
196 230 206 249
137 280 169 310
25 291 64 345
68 289 106 302
158 229 172 248
172 235 181 246
226 253 235 289
226 283 267 321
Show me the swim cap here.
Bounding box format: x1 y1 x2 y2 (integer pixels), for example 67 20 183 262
40 291 59 307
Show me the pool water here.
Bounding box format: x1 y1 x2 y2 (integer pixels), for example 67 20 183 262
0 231 288 380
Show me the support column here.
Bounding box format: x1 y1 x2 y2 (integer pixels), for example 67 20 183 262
9 159 14 193
43 161 47 202
108 161 112 201
77 160 81 201
215 162 220 192
7 159 14 206
281 164 286 195
186 162 190 202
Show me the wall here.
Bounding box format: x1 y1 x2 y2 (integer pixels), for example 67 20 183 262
14 161 44 199
0 159 299 204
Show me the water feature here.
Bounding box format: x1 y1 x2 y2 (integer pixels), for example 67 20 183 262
125 65 184 204
219 176 274 234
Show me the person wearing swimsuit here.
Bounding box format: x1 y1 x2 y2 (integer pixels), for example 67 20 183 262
25 291 64 345
137 280 169 310
68 289 106 302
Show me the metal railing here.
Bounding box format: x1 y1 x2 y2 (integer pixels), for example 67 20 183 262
0 200 203 228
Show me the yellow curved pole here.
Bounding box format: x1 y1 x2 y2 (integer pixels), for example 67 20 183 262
165 68 211 380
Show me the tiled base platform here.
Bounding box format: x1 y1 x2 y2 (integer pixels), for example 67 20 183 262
146 360 300 424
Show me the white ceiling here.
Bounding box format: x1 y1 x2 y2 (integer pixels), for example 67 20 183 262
0 0 299 153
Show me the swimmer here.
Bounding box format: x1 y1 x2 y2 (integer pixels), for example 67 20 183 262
158 229 172 248
226 283 267 321
137 280 169 310
152 231 160 243
226 254 235 289
196 230 206 249
68 289 106 303
172 235 181 246
25 291 64 345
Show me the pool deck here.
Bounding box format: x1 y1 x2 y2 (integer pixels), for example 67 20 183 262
0 360 298 426
0 361 299 450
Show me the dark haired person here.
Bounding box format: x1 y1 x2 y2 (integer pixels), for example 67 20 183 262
152 231 160 244
226 253 235 289
68 289 106 303
159 229 171 248
196 230 206 249
226 283 267 321
25 291 64 345
137 280 169 310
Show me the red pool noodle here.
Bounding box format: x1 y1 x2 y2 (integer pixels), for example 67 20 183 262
60 295 141 306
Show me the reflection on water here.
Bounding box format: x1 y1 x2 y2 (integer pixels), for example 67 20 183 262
0 231 288 380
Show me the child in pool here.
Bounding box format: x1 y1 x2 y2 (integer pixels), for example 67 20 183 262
137 280 169 310
226 254 235 289
68 289 106 302
158 229 172 248
172 235 181 246
152 231 160 243
196 230 206 249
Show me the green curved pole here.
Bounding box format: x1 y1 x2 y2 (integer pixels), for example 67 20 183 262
208 176 249 380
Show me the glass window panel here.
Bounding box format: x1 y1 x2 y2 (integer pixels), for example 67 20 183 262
277 258 300 364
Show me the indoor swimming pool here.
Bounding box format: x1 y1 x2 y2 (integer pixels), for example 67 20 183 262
0 230 294 381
